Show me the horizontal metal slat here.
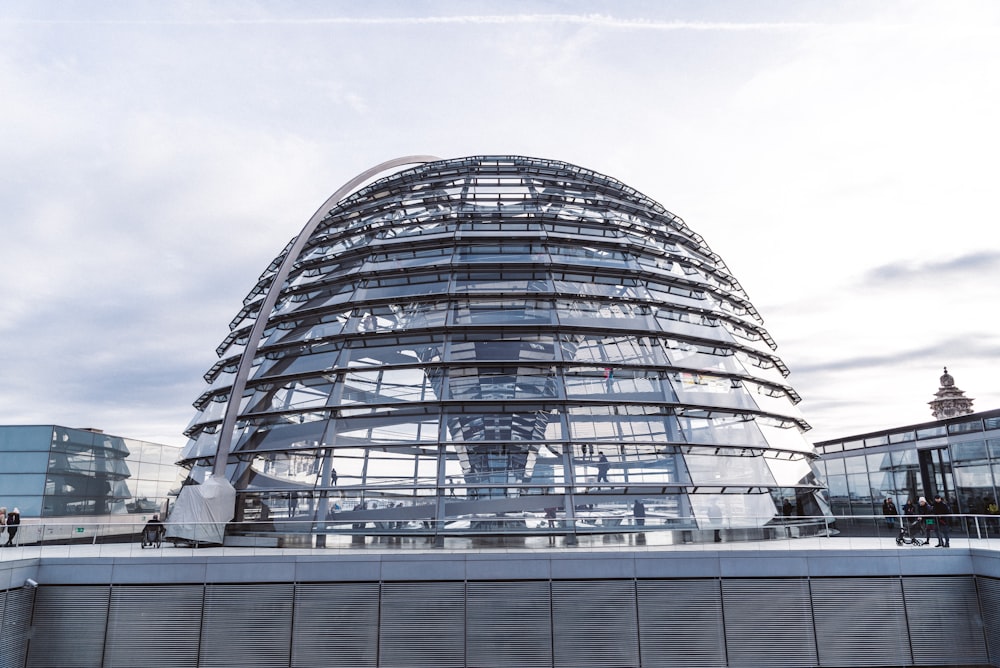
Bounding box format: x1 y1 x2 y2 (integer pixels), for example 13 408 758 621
292 582 379 668
1 588 33 668
722 578 816 668
379 581 465 668
903 575 988 667
811 577 910 667
104 585 204 668
977 577 1000 666
637 579 725 668
28 585 109 668
551 580 639 668
200 583 294 668
467 580 552 668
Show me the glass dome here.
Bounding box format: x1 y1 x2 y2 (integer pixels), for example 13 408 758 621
179 155 828 544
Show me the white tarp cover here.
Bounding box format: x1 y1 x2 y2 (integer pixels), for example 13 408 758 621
165 476 237 544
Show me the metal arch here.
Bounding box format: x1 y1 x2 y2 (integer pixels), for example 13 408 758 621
212 154 443 477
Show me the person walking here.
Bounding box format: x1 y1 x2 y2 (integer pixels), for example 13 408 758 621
931 494 952 547
5 508 20 546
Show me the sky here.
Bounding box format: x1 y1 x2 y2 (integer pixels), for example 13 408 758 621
1 1 998 447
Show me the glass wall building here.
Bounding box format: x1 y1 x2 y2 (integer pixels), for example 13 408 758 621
814 407 1000 525
0 425 182 518
178 155 828 542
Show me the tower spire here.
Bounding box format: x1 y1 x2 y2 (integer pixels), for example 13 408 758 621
929 367 975 419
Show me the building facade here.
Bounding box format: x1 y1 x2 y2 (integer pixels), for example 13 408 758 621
815 407 1000 524
0 425 181 519
178 155 828 542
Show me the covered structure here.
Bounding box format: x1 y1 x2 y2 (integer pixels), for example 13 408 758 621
177 155 828 544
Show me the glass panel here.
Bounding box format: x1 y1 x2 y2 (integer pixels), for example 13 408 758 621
823 458 846 476
846 472 873 517
0 425 52 450
826 474 849 516
0 450 50 473
988 439 1000 460
843 455 868 474
0 474 45 495
917 425 947 439
948 419 984 435
951 440 988 463
452 299 553 325
450 335 556 363
685 454 776 486
335 410 440 445
670 372 760 412
678 414 766 447
342 368 439 404
889 430 916 444
766 456 818 487
567 406 675 443
564 367 670 401
448 366 557 401
953 464 994 514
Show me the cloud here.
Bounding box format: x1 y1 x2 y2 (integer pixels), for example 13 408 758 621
792 336 1000 375
1 13 834 31
864 251 1000 284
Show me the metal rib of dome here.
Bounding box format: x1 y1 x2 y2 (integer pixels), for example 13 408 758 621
179 155 829 544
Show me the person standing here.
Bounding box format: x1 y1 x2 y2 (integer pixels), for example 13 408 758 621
596 452 610 483
917 497 933 544
931 494 952 547
633 499 646 527
882 497 898 530
5 508 20 547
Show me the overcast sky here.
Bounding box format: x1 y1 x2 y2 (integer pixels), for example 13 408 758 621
1 1 998 447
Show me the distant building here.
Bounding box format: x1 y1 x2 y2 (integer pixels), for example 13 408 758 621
0 424 182 518
929 366 975 419
814 406 1000 520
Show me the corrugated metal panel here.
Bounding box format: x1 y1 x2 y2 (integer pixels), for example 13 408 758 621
811 577 911 667
1 588 33 668
379 581 465 668
466 580 552 668
103 585 204 668
27 585 110 668
903 575 988 667
291 582 379 668
977 577 1000 667
636 579 725 668
199 583 294 668
551 580 639 668
722 578 817 668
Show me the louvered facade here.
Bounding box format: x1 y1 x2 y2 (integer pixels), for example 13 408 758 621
179 155 828 543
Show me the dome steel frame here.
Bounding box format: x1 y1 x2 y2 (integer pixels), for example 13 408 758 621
180 155 829 544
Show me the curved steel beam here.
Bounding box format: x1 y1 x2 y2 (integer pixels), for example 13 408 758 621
212 155 442 477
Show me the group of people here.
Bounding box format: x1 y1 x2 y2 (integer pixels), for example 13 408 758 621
0 507 21 547
884 494 952 547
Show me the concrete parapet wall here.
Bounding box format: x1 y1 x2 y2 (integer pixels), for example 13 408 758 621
4 548 1000 667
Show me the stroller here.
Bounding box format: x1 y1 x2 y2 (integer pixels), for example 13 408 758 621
895 518 925 546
